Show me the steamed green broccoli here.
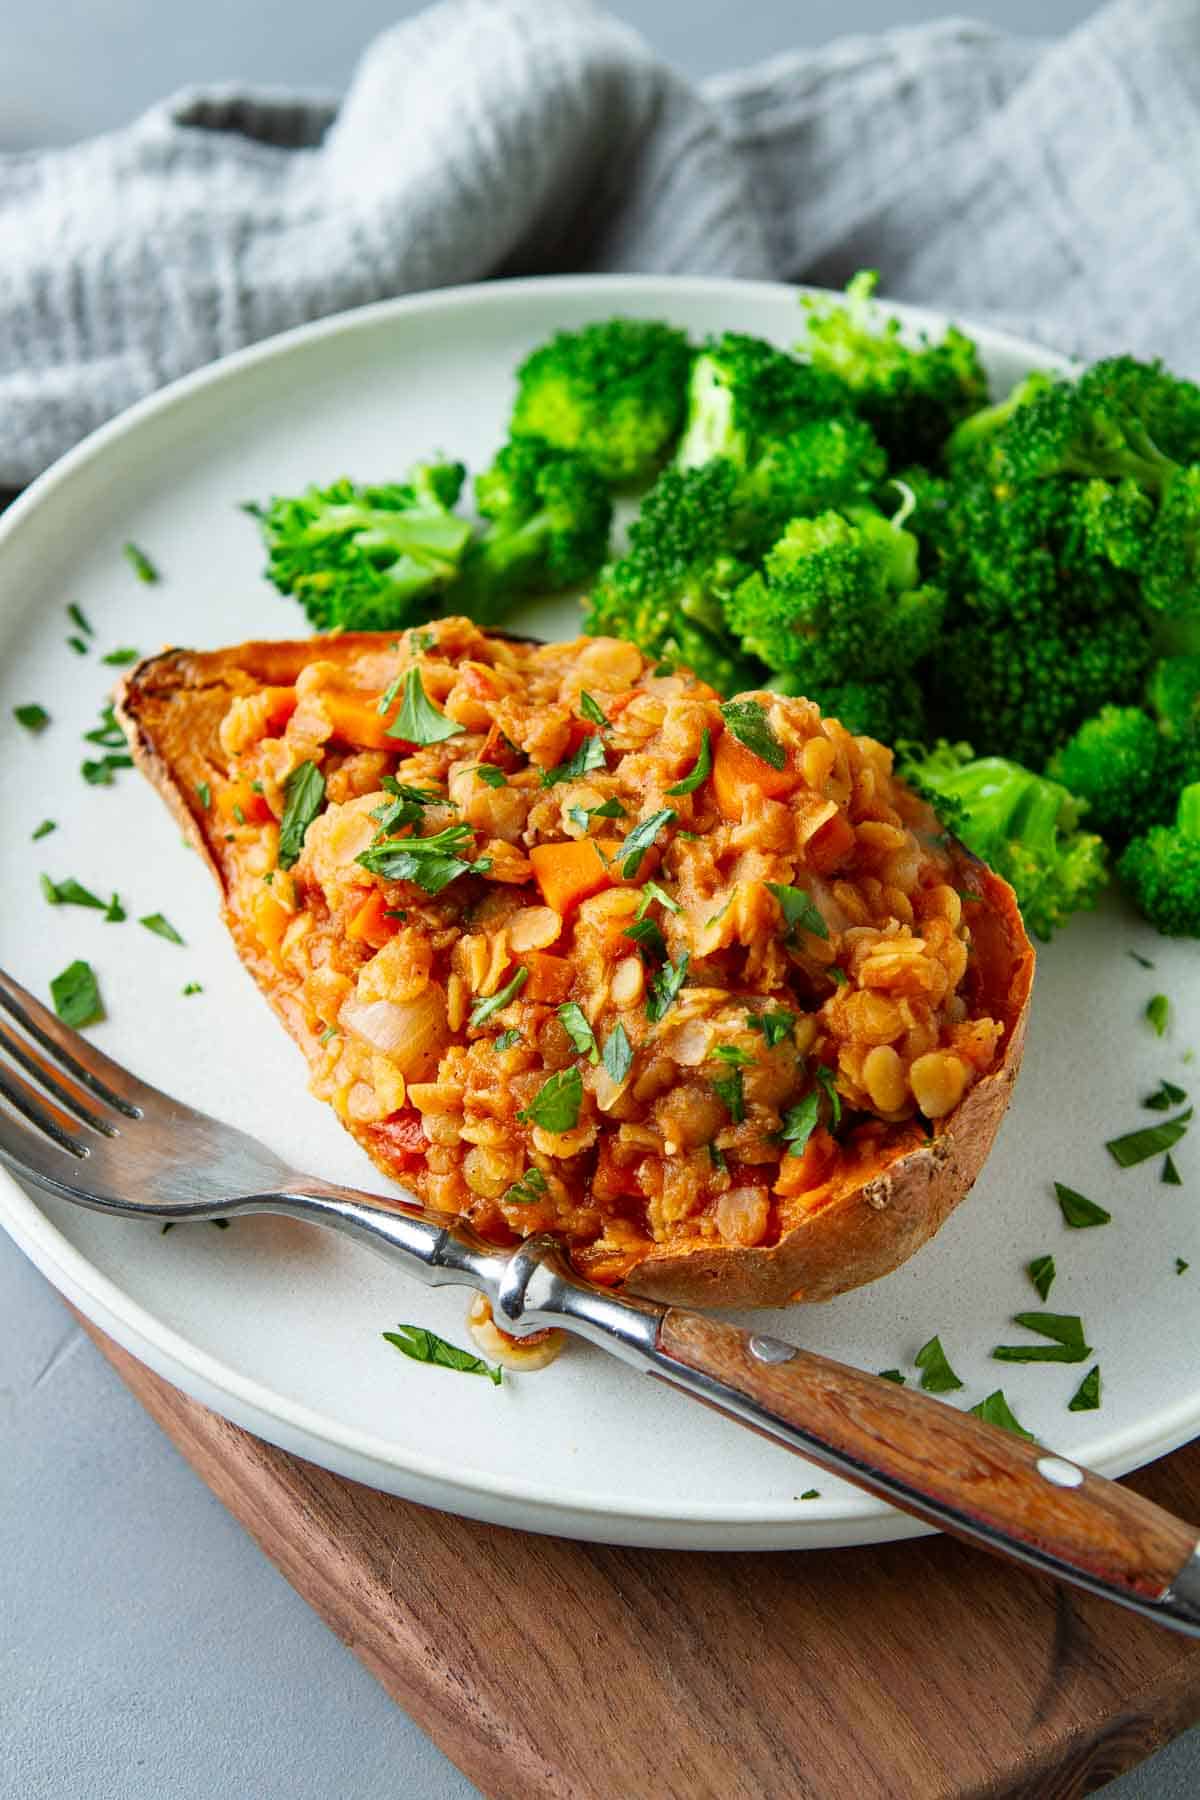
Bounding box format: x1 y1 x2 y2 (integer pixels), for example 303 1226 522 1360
735 416 888 547
899 742 1109 940
1118 783 1200 937
945 370 1055 464
995 359 1181 494
1141 464 1200 615
797 271 988 464
768 671 927 744
451 438 612 622
583 461 762 694
511 319 692 486
1147 653 1200 790
722 487 944 686
1047 705 1172 842
929 610 1151 767
249 463 472 631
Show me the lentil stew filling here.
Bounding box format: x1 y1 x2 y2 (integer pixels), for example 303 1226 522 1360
119 618 1033 1306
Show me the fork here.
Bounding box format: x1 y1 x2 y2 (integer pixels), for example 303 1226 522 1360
1 962 1198 1635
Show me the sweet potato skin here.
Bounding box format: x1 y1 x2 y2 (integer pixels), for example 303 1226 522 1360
118 636 1034 1311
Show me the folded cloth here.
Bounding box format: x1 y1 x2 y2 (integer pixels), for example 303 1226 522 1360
2 0 1198 487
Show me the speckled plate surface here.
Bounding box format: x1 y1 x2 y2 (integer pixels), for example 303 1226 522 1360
0 275 1196 1549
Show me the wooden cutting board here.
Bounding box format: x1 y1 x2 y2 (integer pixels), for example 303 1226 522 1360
75 1309 1200 1800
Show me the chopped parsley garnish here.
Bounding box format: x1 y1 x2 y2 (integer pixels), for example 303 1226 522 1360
182 981 203 996
1027 1254 1056 1301
1146 994 1170 1037
765 882 828 941
124 541 160 583
31 819 56 840
711 1068 745 1124
468 966 529 1030
636 880 680 918
814 1064 842 1130
517 1066 584 1134
493 1029 522 1053
408 628 435 653
1068 1365 1101 1412
67 635 88 656
1163 1154 1183 1186
557 1002 599 1064
620 808 676 879
41 874 106 910
501 1167 549 1207
232 803 246 825
101 647 140 666
67 603 92 635
969 1390 1035 1439
993 1311 1090 1364
1127 949 1155 969
645 950 689 1023
1176 1256 1190 1274
277 760 326 870
383 1324 501 1386
104 892 125 923
780 1091 820 1157
623 917 668 960
14 704 50 733
50 959 103 1028
719 699 786 770
602 1023 633 1085
666 729 712 796
914 1335 963 1393
712 1044 754 1068
81 754 134 785
389 666 466 746
800 1489 820 1501
878 1369 906 1385
1106 1109 1192 1168
195 782 211 811
376 671 404 717
84 703 125 748
371 779 442 835
1053 1182 1111 1229
358 822 492 895
828 966 848 986
1145 1079 1188 1111
319 1026 339 1045
140 912 184 944
589 797 626 819
578 691 609 730
747 1007 797 1049
540 734 607 787
473 764 508 788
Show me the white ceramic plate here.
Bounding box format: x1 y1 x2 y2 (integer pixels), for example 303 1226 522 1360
0 276 1196 1550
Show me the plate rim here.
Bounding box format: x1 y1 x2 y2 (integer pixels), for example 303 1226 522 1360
9 271 1182 1549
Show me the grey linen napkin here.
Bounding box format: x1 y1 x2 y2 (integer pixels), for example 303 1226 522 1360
2 0 1198 489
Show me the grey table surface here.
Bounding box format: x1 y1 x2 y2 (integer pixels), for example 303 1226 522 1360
3 3 1198 1797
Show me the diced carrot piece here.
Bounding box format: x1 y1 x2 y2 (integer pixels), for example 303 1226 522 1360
216 778 273 826
530 838 614 915
262 686 298 733
322 689 410 752
806 810 855 874
346 888 401 950
773 1127 836 1197
518 951 575 1004
252 886 291 963
712 730 799 820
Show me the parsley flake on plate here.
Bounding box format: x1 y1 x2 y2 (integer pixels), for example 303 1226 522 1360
383 1324 501 1385
123 541 161 583
14 704 50 733
993 1311 1091 1364
1053 1182 1111 1229
50 960 103 1029
1027 1254 1056 1301
969 1390 1035 1439
1106 1110 1192 1168
914 1335 963 1393
140 912 184 945
1068 1364 1102 1412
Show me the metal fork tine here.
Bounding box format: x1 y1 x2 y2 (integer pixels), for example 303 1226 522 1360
0 967 142 1118
0 1015 118 1135
0 1064 88 1160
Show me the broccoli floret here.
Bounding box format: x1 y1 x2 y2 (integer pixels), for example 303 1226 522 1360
899 742 1109 939
511 319 691 487
797 271 988 464
768 671 926 744
1147 653 1200 789
451 438 612 623
1046 705 1172 842
675 332 851 472
1073 477 1156 573
930 609 1152 767
250 463 472 631
945 371 1055 465
735 416 888 548
1141 465 1200 615
1118 783 1200 936
995 359 1180 495
583 461 762 694
722 489 944 685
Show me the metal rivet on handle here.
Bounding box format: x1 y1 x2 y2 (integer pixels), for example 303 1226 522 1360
1037 1455 1085 1489
749 1334 798 1365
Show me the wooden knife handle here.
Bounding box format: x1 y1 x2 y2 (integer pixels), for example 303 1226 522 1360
655 1309 1200 1618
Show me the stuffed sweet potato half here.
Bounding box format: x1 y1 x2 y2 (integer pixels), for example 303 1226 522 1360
116 617 1033 1308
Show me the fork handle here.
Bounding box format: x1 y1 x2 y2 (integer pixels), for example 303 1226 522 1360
647 1310 1200 1631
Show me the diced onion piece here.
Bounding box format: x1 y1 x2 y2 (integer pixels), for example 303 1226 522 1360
339 984 449 1078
